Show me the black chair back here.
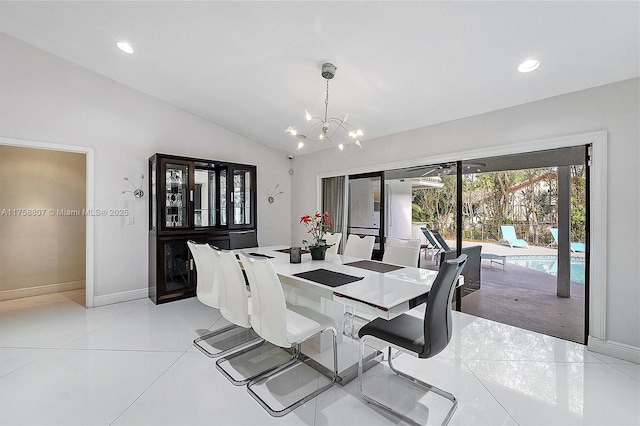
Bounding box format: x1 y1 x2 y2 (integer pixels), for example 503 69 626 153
440 246 482 295
229 230 258 249
422 254 467 358
430 230 452 252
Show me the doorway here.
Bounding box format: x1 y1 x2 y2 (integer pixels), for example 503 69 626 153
458 146 589 343
0 137 94 308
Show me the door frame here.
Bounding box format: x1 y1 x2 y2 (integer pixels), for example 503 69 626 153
0 137 95 308
346 171 385 259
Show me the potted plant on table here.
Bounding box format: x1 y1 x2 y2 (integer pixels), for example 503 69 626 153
300 211 333 260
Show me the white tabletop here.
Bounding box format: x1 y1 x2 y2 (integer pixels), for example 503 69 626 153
243 246 439 320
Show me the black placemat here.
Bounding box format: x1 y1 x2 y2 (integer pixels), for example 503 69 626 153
246 252 274 259
275 248 310 254
293 269 364 288
344 260 404 273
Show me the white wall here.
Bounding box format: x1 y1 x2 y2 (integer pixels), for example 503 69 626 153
292 78 640 357
0 34 292 304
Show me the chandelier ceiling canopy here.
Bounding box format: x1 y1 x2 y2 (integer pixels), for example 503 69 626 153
286 63 363 152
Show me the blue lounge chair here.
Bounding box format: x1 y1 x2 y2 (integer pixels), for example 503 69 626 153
550 228 585 253
500 225 529 248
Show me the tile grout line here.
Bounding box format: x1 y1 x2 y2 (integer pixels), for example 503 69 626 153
0 304 153 380
601 363 640 382
0 347 57 380
57 304 149 351
454 349 521 426
108 347 193 426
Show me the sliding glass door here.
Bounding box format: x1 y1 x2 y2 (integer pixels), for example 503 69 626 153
332 145 590 343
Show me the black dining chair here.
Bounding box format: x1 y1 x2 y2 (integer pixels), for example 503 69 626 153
357 254 467 426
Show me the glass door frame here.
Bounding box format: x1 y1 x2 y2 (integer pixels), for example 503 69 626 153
227 164 257 229
193 161 218 229
347 171 385 260
159 157 193 232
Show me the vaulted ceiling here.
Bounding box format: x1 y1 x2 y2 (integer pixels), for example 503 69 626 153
1 1 638 155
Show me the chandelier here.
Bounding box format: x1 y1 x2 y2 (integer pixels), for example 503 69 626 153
285 63 363 151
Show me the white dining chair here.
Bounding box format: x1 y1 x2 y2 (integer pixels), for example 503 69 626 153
382 237 422 267
323 232 342 254
239 252 338 417
188 241 246 357
344 234 375 259
211 248 276 385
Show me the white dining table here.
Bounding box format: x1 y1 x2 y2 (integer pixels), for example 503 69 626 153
239 245 446 384
244 245 440 320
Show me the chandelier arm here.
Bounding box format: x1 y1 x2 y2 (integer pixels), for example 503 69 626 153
325 125 351 143
289 62 363 150
299 120 324 142
329 118 357 130
330 120 358 140
307 120 323 133
290 118 322 131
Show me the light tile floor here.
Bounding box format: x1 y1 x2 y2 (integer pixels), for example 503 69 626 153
0 291 638 425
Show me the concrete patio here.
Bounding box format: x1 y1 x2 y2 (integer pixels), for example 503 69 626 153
421 239 586 343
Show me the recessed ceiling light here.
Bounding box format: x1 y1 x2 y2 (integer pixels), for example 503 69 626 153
116 41 134 54
517 59 540 73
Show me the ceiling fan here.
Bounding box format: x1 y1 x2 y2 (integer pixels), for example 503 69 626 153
420 162 487 177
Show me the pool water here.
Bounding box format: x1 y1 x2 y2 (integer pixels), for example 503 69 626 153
506 255 586 284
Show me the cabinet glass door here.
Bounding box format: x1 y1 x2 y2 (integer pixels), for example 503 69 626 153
194 168 216 227
231 167 254 227
164 162 189 228
162 241 191 293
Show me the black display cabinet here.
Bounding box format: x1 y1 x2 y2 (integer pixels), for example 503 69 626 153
148 153 257 304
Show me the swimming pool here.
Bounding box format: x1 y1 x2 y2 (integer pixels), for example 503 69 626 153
506 255 586 284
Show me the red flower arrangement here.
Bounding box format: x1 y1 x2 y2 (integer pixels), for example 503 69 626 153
300 211 333 246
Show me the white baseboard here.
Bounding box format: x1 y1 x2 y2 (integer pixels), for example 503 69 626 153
93 288 148 307
0 281 85 301
588 337 640 364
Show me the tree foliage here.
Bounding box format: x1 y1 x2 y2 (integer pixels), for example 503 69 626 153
411 167 586 244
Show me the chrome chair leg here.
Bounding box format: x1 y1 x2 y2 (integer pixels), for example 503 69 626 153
193 323 255 358
215 339 295 386
359 337 458 426
246 328 338 417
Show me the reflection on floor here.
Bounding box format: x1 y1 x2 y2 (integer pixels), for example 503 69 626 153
0 293 637 425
